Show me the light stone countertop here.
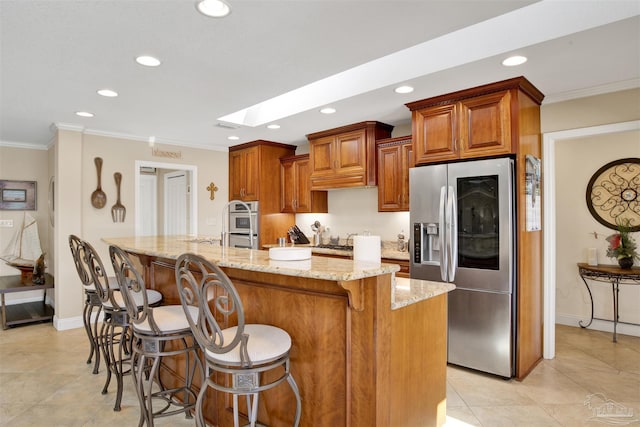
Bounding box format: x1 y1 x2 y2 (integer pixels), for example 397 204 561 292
391 277 455 310
263 243 410 261
103 236 453 308
103 235 399 282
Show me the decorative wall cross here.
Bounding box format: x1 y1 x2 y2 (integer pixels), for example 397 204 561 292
206 182 219 200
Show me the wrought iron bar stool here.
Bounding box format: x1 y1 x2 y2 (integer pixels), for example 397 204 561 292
83 239 163 412
175 253 302 427
69 234 118 374
110 245 203 427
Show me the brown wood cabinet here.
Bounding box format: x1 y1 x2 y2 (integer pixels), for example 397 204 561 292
307 121 393 190
407 77 542 166
406 76 545 380
280 154 328 213
228 140 296 246
377 135 413 212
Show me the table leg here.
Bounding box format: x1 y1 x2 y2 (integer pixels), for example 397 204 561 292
579 276 594 328
1 293 6 330
612 280 620 343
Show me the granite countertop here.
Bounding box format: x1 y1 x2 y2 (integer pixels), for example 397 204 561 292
103 235 399 282
103 236 453 308
391 277 455 310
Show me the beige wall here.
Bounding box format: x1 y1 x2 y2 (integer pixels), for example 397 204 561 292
544 88 640 333
0 146 50 304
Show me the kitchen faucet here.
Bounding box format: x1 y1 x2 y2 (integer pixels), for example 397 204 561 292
220 200 254 248
346 233 358 247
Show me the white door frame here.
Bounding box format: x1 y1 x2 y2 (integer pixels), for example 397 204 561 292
135 160 198 237
542 120 640 359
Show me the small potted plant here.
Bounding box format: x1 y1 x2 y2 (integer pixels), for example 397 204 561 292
606 218 638 269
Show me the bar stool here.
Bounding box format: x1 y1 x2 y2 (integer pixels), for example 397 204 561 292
109 245 203 427
83 240 163 412
175 253 302 427
69 234 115 374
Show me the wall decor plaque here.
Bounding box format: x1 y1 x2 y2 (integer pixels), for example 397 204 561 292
586 158 640 231
0 180 37 210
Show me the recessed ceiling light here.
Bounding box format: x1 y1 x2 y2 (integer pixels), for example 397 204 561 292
320 107 336 114
228 135 239 140
502 55 527 67
135 55 161 67
75 111 94 118
196 0 231 18
394 85 414 94
97 89 118 97
267 124 280 130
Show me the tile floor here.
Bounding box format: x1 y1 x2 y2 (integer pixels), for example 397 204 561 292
0 323 638 426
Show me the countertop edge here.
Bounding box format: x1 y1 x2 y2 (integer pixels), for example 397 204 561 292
391 277 455 310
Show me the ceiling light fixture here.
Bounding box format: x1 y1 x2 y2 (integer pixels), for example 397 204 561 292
394 85 414 94
320 107 336 114
97 89 118 97
135 55 161 67
228 136 239 141
75 111 94 118
502 55 527 66
196 0 231 18
267 124 280 130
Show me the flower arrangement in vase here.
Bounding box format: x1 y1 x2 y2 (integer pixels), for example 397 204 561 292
606 218 638 269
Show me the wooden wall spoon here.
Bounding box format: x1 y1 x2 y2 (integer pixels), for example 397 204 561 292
91 157 107 209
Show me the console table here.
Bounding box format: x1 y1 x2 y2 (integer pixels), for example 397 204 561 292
0 273 54 329
577 263 640 342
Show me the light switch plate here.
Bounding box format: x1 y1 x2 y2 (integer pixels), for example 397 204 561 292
0 219 13 227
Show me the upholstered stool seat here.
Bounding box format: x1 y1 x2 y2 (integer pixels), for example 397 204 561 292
211 324 292 365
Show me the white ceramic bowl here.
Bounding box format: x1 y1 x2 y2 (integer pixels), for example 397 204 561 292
268 247 312 261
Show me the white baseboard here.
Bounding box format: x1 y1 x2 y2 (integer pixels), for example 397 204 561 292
556 313 640 337
53 315 84 331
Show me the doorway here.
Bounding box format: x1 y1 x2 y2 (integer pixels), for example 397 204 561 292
135 160 198 237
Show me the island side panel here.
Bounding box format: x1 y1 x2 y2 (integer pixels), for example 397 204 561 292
390 293 447 427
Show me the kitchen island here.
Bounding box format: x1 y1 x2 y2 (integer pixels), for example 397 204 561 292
103 236 454 427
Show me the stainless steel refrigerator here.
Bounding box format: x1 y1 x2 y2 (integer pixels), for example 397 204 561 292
410 157 515 378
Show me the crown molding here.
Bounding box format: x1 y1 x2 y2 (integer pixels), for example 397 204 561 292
543 79 640 105
0 139 49 150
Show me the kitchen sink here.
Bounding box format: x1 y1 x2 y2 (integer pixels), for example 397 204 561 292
316 244 353 251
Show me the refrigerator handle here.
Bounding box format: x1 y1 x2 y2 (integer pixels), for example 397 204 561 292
447 185 458 281
439 186 447 281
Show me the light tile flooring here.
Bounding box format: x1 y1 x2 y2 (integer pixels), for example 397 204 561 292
0 323 638 426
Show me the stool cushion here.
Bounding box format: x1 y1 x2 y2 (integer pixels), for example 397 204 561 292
135 305 199 334
103 289 162 309
206 324 291 365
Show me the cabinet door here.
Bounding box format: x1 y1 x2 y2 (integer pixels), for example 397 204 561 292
309 136 335 177
458 90 512 159
335 129 366 175
229 150 245 200
400 142 413 210
280 158 296 212
413 104 458 165
378 144 402 211
294 158 313 212
242 146 260 200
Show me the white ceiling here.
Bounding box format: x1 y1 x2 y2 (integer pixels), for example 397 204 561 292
1 0 639 151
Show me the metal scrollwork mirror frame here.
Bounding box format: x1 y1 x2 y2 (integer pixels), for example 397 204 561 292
585 157 640 232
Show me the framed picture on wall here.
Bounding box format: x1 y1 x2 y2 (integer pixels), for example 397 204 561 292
0 180 37 210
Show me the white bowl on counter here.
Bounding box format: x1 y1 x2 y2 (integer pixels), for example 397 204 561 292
268 246 312 261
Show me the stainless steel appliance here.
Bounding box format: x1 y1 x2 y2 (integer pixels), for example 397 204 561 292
410 157 515 377
228 201 258 249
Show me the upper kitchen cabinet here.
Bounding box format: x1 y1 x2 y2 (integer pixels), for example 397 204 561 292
377 135 413 212
307 121 393 190
280 154 328 213
228 140 296 202
406 77 544 166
